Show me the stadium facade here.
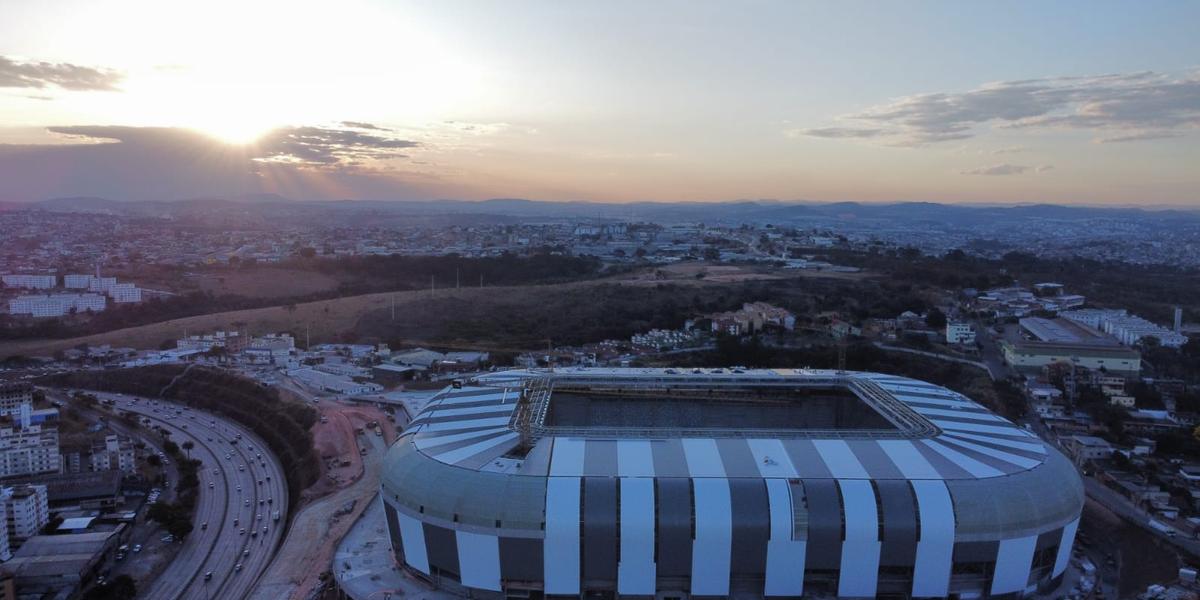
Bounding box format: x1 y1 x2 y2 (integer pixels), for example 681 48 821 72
380 368 1083 599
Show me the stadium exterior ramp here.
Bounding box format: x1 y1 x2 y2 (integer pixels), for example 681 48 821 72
380 368 1083 599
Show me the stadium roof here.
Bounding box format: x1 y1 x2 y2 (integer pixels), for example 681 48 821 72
383 368 1082 538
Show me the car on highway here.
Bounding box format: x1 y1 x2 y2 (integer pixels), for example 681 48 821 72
239 528 245 535
201 522 208 530
132 544 142 553
208 482 214 488
235 563 243 572
204 572 213 581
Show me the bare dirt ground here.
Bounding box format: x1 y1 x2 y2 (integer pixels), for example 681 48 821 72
1081 498 1181 598
614 261 870 285
0 263 869 359
250 396 400 600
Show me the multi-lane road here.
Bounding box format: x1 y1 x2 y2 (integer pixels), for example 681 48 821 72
95 392 288 600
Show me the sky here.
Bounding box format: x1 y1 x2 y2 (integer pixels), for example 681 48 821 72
1 1 1198 206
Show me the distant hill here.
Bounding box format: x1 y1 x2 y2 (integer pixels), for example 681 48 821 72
21 195 1200 226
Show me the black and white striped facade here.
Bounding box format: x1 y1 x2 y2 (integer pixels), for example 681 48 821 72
380 368 1084 599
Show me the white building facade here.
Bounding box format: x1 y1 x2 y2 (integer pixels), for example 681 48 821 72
0 425 61 479
945 322 976 344
3 484 49 544
0 275 56 290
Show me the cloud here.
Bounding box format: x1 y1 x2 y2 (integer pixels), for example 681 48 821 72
1035 164 1054 173
802 70 1200 146
960 163 1031 176
0 55 123 91
49 125 420 168
339 121 390 131
794 126 885 139
1094 131 1183 144
991 146 1027 155
254 126 418 166
0 125 438 202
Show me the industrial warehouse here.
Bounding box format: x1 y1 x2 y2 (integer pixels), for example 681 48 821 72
380 368 1084 599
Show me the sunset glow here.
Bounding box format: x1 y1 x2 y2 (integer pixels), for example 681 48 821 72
1 1 1198 205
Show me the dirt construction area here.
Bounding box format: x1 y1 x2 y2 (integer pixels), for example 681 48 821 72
250 386 402 600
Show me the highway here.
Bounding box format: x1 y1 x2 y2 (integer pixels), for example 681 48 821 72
97 392 289 600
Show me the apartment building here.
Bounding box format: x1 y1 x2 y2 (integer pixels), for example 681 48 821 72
61 274 93 289
88 435 135 473
8 294 106 318
0 384 31 419
107 283 141 303
3 485 49 545
945 322 976 344
0 275 56 290
0 424 61 479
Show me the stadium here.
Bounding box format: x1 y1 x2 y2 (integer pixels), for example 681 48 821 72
380 368 1084 599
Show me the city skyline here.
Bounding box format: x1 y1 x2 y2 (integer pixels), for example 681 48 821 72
1 0 1199 206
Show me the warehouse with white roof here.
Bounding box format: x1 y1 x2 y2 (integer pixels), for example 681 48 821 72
380 368 1083 599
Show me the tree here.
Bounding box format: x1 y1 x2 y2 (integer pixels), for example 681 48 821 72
925 308 948 330
82 575 136 600
182 440 194 459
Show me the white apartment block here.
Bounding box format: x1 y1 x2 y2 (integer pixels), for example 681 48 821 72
62 274 94 289
945 322 976 344
107 283 142 303
89 435 136 473
8 293 107 318
1063 309 1188 348
87 276 118 293
3 484 49 544
0 425 61 479
0 274 56 290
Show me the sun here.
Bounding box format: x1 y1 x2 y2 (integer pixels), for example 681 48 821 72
199 118 273 145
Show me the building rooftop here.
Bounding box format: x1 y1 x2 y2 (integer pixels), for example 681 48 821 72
1020 317 1116 345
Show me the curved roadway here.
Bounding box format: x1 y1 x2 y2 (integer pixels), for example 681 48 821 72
97 392 289 600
